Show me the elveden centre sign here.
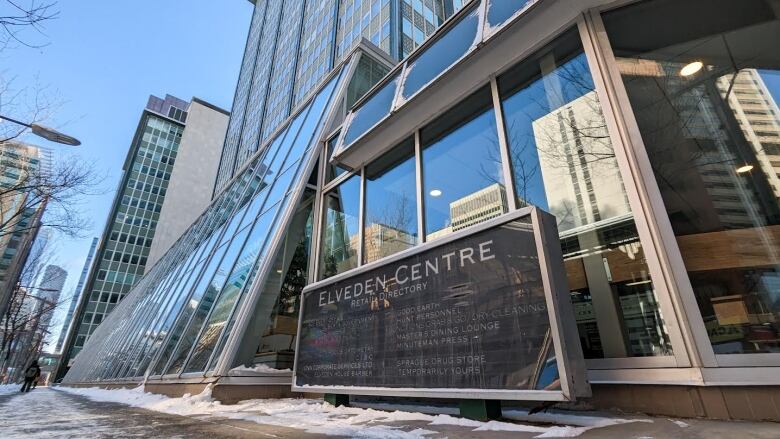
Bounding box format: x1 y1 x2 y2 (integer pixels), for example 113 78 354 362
293 208 590 401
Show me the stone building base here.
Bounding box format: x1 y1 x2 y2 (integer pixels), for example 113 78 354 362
589 384 780 422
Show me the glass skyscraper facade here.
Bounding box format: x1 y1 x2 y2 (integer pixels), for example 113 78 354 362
214 0 465 194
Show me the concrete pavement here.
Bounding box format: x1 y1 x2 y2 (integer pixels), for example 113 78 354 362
0 387 778 438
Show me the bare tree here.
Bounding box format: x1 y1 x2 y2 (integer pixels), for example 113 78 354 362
1 74 62 144
0 0 58 50
0 145 99 239
0 235 69 382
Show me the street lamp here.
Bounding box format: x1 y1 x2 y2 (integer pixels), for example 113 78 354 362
0 114 81 146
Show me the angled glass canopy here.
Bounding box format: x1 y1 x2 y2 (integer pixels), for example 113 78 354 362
334 0 542 158
63 58 352 384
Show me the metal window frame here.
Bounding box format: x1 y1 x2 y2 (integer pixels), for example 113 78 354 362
176 91 326 377
211 58 356 377
572 14 690 370
583 5 780 370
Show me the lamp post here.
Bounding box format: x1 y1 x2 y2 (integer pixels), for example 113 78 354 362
0 115 81 146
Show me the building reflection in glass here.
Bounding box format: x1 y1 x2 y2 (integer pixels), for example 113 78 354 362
496 28 672 358
604 0 780 355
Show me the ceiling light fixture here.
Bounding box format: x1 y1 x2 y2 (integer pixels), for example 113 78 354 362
736 164 754 174
680 61 703 77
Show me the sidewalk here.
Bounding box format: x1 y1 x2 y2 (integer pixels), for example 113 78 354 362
0 386 778 438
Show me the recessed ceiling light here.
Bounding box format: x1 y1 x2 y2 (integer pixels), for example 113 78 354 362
429 189 442 197
680 61 703 77
736 164 754 173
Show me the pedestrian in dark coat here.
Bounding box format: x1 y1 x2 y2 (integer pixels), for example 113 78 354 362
19 360 41 393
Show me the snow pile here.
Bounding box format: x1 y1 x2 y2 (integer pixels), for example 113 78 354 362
228 364 292 376
55 385 645 438
354 402 651 438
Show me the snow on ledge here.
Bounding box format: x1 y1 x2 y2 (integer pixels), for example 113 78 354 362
228 364 292 376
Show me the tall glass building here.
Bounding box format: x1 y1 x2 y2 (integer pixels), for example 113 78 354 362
64 0 780 422
214 0 466 193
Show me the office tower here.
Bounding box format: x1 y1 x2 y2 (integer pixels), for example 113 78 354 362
214 0 464 193
450 183 509 231
57 95 229 375
55 237 98 354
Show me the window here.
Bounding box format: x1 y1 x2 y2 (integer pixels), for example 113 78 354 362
486 0 536 29
363 137 418 263
604 0 780 355
319 175 361 279
421 86 506 240
496 28 672 359
401 6 479 100
343 74 400 147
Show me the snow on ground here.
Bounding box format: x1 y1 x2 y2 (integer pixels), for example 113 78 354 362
0 383 22 395
55 385 651 438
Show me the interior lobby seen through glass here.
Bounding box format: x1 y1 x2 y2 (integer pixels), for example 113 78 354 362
604 0 780 355
497 28 672 359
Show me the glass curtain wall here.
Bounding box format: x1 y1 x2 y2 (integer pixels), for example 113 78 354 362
63 65 348 383
318 28 675 360
237 195 315 371
603 0 780 355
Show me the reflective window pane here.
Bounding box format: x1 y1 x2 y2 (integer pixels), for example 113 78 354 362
319 175 361 279
342 74 400 147
364 137 418 263
347 54 391 109
605 0 780 354
196 201 283 373
486 0 536 30
251 201 313 371
169 227 252 375
498 28 673 358
401 7 479 100
422 86 507 240
326 134 349 182
158 241 231 375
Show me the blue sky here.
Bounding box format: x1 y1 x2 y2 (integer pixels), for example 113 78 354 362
4 1 252 348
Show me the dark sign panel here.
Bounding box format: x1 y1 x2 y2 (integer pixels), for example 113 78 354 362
296 214 569 394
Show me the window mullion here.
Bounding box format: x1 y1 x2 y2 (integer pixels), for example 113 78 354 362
490 75 518 212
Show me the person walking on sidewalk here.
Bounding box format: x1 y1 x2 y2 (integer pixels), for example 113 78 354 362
19 360 41 393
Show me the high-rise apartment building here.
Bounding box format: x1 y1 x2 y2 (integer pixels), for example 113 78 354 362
0 141 49 319
57 96 229 376
55 237 98 354
214 0 465 193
